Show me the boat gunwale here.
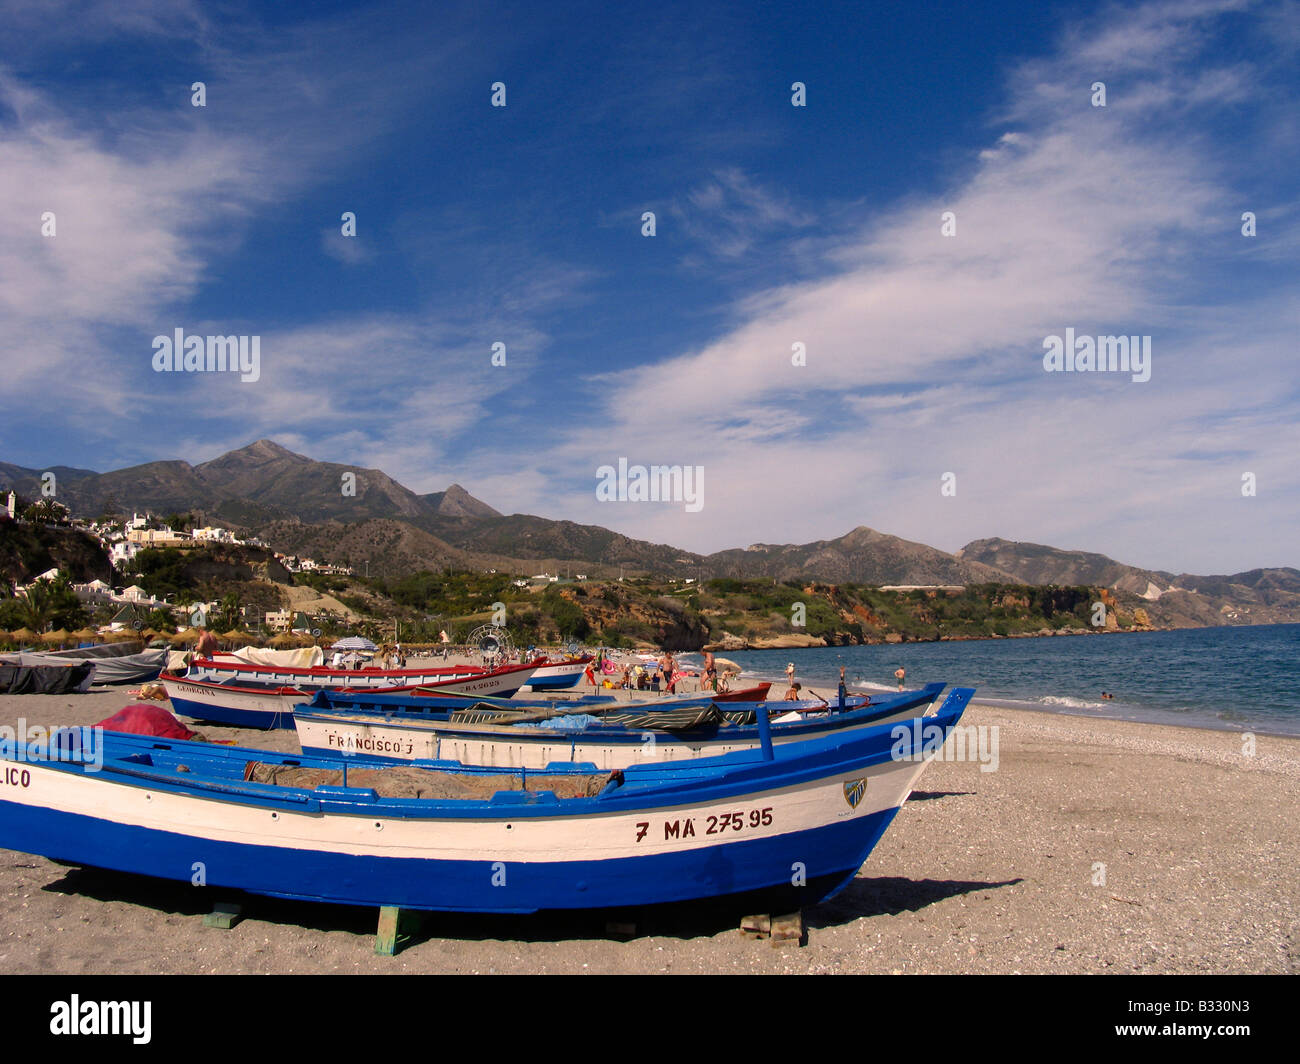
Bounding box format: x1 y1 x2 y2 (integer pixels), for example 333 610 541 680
9 691 974 820
296 682 947 741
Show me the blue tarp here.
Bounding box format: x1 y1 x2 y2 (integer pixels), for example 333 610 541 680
513 714 603 731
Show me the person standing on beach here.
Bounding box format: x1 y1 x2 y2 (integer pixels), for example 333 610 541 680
894 665 905 691
703 650 717 692
660 651 677 694
195 628 218 659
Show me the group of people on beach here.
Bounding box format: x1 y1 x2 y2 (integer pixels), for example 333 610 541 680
592 648 913 700
781 661 905 700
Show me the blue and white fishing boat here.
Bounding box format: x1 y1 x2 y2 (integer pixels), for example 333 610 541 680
0 690 973 913
294 683 948 770
522 655 592 691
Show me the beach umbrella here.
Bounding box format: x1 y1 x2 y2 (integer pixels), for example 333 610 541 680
269 633 298 649
42 628 72 647
332 635 377 651
713 656 742 674
172 628 201 646
72 628 99 645
10 627 38 646
222 629 257 647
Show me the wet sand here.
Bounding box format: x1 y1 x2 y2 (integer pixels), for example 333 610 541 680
0 689 1295 974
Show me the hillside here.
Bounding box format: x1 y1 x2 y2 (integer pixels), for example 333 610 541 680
3 440 1298 631
0 523 112 586
707 526 1018 585
959 539 1300 627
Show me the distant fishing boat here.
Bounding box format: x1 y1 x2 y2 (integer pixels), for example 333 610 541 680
522 656 592 691
294 683 948 770
0 690 974 914
183 655 535 692
162 661 542 729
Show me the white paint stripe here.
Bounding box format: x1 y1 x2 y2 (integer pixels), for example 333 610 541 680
295 711 920 771
1 751 932 864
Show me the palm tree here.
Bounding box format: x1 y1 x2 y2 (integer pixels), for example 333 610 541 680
24 498 68 525
219 593 240 631
18 583 54 633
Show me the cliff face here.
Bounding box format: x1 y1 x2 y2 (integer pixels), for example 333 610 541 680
0 522 112 585
960 539 1300 626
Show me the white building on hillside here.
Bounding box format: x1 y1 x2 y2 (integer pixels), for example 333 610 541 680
126 527 188 546
192 527 242 544
111 541 142 566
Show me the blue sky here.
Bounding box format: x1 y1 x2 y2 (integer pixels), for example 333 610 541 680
1 0 1296 574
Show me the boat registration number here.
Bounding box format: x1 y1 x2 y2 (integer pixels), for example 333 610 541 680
636 807 773 842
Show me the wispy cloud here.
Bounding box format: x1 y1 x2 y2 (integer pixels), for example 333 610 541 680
535 0 1300 572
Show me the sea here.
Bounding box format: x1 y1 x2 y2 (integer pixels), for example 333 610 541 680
677 623 1300 737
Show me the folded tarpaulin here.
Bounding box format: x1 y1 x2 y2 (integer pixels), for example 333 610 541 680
94 703 197 740
216 646 324 668
0 649 166 686
0 663 95 694
513 713 605 731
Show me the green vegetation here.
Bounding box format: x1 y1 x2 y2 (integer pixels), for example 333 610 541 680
0 576 88 632
332 574 1143 647
127 548 194 600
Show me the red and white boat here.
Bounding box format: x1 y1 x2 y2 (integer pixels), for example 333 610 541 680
162 660 541 730
183 655 537 691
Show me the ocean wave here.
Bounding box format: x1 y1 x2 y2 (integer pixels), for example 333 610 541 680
1039 695 1110 710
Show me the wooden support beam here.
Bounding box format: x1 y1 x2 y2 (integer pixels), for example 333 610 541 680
375 905 425 956
202 901 243 930
769 911 805 948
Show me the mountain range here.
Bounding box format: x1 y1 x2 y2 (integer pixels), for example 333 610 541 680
4 440 1298 626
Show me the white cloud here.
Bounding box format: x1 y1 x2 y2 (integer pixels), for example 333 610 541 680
533 0 1300 573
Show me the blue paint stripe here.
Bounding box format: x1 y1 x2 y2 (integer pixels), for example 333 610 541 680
167 696 296 730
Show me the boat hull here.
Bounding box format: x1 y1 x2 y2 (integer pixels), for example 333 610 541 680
186 657 538 692
295 684 946 770
162 677 305 729
522 659 589 691
163 665 542 730
0 691 972 913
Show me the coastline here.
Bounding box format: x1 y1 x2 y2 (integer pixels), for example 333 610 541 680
721 625 1175 652
0 689 1295 974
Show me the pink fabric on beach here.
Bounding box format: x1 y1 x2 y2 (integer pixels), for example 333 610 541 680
94 703 198 740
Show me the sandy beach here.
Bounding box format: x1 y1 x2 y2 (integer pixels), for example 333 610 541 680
0 688 1295 975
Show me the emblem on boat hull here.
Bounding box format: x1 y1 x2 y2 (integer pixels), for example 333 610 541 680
843 777 867 809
